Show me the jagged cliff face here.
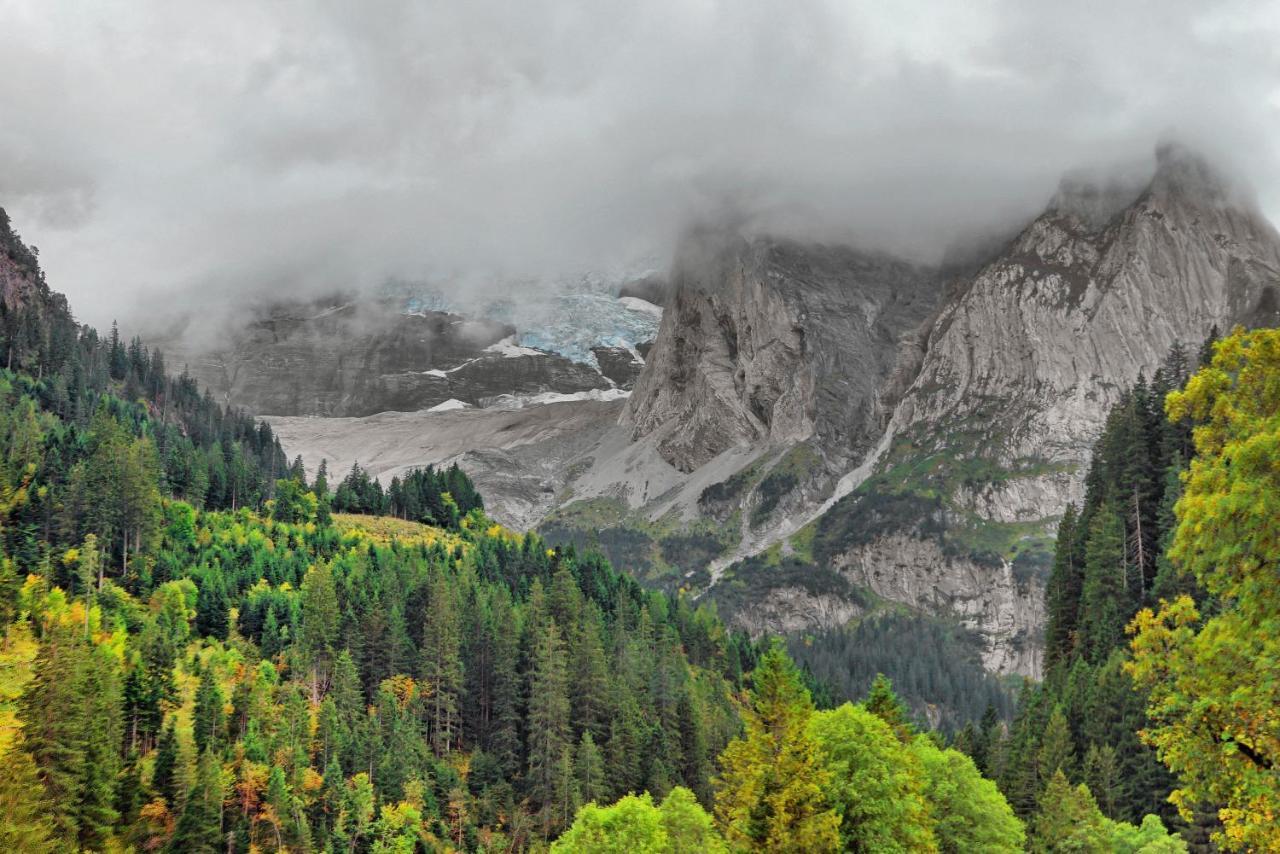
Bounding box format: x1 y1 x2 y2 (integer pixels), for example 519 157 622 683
899 143 1280 486
625 234 938 474
724 145 1280 677
554 145 1280 679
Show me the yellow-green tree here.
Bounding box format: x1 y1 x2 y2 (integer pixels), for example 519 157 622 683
1128 327 1280 851
910 736 1024 853
807 704 935 852
551 787 726 854
713 641 839 852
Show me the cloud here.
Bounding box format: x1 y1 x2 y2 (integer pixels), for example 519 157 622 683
1 0 1278 328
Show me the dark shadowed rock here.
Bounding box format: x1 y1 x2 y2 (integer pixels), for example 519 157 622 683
591 345 645 388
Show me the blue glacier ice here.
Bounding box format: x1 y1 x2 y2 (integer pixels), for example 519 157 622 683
386 272 662 366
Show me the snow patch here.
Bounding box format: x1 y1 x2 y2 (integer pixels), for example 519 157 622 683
427 398 471 412
484 336 547 358
482 388 631 410
619 296 663 317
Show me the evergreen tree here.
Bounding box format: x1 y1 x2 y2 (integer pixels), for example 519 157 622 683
1077 505 1128 663
192 665 225 755
864 672 914 742
713 642 839 851
420 571 463 755
298 562 339 702
152 719 180 807
1043 504 1082 669
1037 705 1076 785
576 730 606 806
527 619 572 836
0 747 57 852
1028 771 1110 853
169 749 223 853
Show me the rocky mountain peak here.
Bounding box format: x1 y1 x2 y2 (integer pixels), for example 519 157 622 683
624 229 940 473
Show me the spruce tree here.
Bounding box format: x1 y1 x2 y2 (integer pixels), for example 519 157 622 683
865 672 914 742
192 665 225 755
0 747 57 852
526 619 571 836
1037 705 1076 785
169 749 223 853
1043 505 1082 669
152 719 180 807
1077 505 1128 663
713 642 839 851
575 730 606 805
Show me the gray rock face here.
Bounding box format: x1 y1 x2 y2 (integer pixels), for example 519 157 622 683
897 143 1280 519
161 299 611 416
591 345 646 388
602 145 1280 678
624 231 940 473
831 534 1043 676
730 145 1280 676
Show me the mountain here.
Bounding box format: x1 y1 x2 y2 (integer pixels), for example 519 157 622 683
795 143 1280 675
187 144 1280 679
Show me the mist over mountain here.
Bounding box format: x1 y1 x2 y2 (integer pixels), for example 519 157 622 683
3 1 1279 331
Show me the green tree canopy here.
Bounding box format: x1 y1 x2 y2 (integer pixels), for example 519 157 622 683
1129 327 1280 852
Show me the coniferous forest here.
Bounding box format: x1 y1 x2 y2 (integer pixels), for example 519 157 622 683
2 203 1278 852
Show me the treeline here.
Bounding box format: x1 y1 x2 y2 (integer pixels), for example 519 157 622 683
0 210 288 562
554 644 1185 853
329 461 484 529
984 340 1207 839
787 611 1015 733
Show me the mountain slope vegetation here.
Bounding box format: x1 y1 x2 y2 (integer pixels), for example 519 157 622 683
0 206 1246 852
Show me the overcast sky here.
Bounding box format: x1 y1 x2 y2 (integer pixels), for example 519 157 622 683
2 0 1278 328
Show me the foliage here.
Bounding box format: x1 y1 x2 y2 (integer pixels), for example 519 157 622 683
787 611 1015 733
713 641 840 851
551 787 727 853
1129 327 1280 851
808 703 935 851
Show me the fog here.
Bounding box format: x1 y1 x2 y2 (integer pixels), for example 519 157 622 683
2 0 1278 329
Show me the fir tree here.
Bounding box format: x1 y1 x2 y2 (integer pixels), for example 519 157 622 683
713 642 840 851
864 672 914 742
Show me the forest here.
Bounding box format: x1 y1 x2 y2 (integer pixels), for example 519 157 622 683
1 207 1275 851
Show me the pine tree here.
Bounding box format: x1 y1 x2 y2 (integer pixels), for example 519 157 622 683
575 730 606 805
152 718 181 806
192 665 225 755
527 619 571 836
194 572 230 640
571 605 611 742
865 672 914 742
0 747 57 852
298 562 339 702
1037 705 1076 786
1028 771 1110 853
1077 505 1128 663
1083 743 1121 819
420 571 463 755
19 623 92 842
76 644 124 849
1043 505 1082 669
169 748 223 853
713 642 840 851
